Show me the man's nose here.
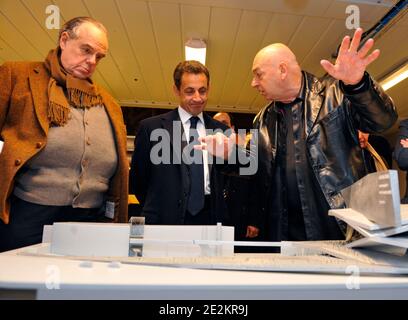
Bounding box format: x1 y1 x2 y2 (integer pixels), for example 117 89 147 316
192 91 202 100
251 78 258 88
87 54 97 65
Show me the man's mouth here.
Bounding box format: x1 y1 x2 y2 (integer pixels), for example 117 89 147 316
79 66 90 74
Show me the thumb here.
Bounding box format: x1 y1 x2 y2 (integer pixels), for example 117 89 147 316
320 59 335 75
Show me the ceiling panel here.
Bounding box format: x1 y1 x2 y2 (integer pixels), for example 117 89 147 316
367 24 408 79
144 0 333 16
0 0 405 125
399 10 408 25
116 0 168 105
149 1 183 104
52 0 89 21
323 0 398 22
21 0 60 45
301 19 349 76
0 0 44 60
219 10 272 107
181 4 210 41
0 0 55 59
288 16 333 63
206 7 242 108
85 0 148 100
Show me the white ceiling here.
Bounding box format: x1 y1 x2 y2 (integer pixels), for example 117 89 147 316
0 0 407 135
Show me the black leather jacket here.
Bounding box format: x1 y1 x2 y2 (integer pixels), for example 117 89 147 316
252 71 397 238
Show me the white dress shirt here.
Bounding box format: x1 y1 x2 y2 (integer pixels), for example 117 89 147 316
178 106 210 195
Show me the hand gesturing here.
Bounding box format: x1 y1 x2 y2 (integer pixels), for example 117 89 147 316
320 28 380 85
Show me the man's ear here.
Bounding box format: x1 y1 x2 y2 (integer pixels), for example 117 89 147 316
173 84 180 97
279 62 288 80
59 31 69 49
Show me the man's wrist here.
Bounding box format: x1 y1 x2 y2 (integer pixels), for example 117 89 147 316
341 72 370 94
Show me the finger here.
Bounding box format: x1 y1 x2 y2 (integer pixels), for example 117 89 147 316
358 38 374 58
350 28 363 52
338 35 350 57
193 143 206 150
364 49 380 67
198 136 209 143
320 59 335 76
199 135 216 145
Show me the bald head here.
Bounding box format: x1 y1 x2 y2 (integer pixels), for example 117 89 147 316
251 43 302 102
254 43 298 68
213 112 233 129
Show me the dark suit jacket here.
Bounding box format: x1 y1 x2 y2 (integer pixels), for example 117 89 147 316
130 108 231 225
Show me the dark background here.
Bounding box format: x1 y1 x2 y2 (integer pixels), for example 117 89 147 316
122 107 257 135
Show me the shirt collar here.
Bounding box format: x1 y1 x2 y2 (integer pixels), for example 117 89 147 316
178 106 204 125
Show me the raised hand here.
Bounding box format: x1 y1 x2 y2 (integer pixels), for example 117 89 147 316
195 132 236 160
400 138 408 148
320 28 380 85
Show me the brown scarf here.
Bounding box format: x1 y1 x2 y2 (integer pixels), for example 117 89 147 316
44 48 104 126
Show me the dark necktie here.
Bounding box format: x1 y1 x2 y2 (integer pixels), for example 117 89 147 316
187 116 205 215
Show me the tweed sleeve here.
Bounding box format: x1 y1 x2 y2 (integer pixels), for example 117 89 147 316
0 62 12 132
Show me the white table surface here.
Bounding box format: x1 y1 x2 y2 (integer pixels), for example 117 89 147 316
1 244 408 300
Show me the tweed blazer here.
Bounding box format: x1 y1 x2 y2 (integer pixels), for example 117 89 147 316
0 61 128 224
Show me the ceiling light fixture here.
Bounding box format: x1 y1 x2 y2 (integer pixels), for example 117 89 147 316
380 61 408 91
185 39 207 65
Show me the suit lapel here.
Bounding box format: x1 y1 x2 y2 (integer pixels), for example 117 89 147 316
29 63 50 135
162 109 190 195
162 109 186 164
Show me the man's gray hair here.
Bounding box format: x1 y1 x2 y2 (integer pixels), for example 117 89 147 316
58 16 107 42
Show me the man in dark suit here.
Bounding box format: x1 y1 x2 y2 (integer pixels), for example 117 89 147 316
130 61 230 225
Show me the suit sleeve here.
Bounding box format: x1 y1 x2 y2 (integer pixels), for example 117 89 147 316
394 120 408 171
0 62 12 132
129 121 151 205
